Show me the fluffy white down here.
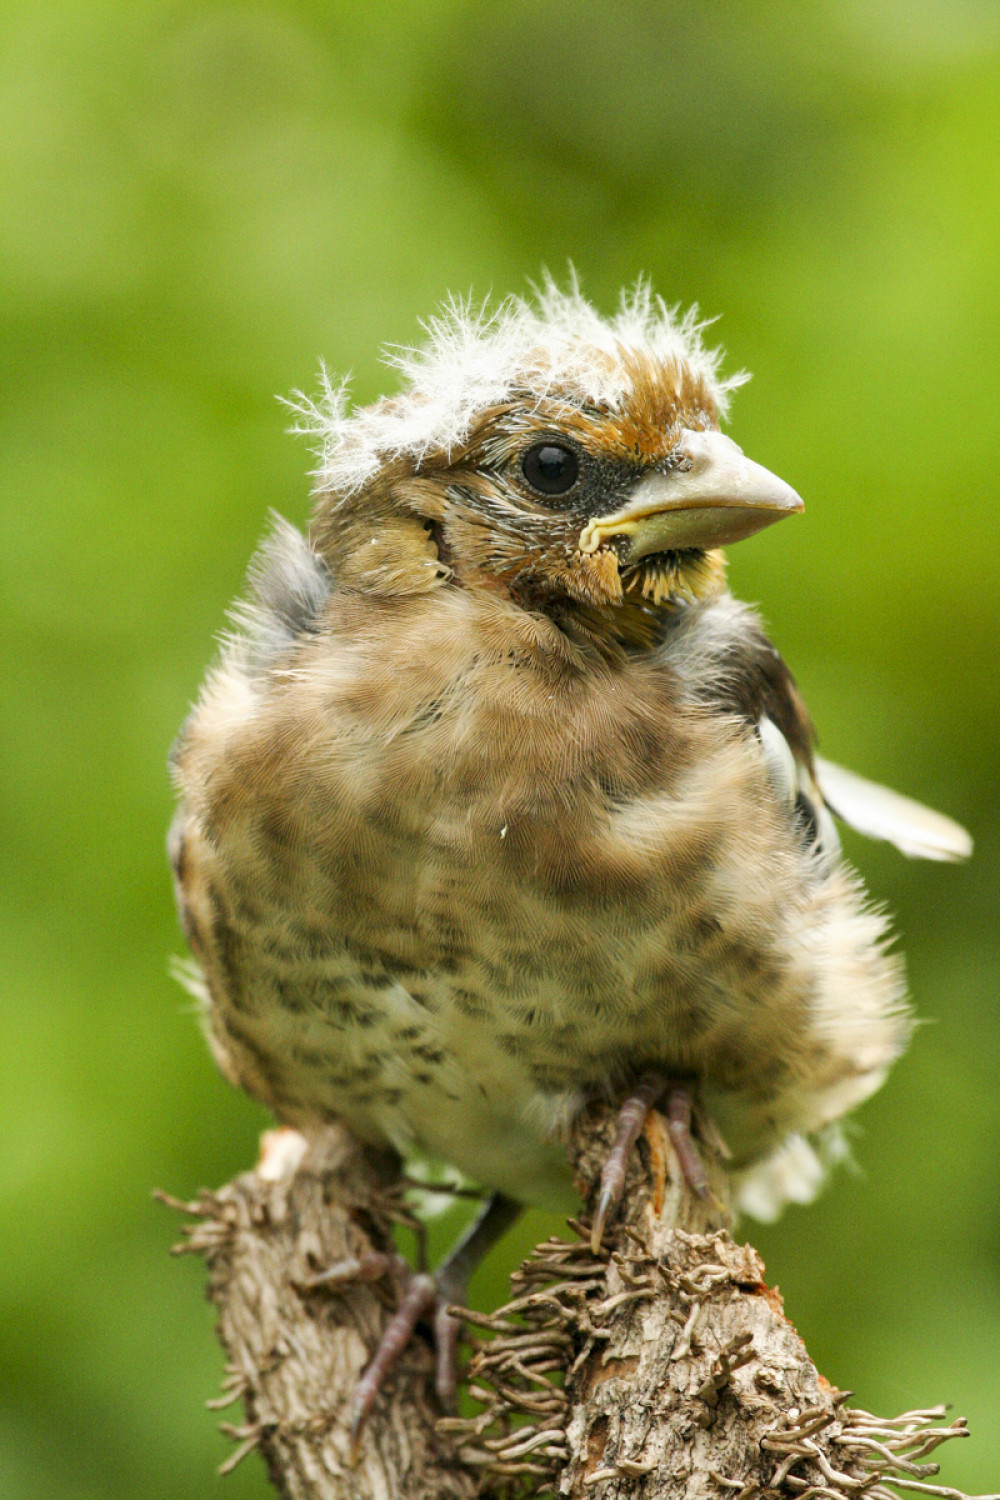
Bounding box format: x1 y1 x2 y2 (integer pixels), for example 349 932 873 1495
732 1132 847 1223
289 277 749 497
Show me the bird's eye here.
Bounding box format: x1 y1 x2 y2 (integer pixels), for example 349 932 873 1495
521 442 580 497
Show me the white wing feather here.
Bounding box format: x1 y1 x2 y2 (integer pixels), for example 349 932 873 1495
815 757 972 862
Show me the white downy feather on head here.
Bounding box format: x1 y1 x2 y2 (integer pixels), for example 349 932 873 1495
288 275 749 497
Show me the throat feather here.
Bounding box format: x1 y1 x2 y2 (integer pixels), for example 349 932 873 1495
624 548 727 608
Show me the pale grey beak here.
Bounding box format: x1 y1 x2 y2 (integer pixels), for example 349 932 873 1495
578 429 804 558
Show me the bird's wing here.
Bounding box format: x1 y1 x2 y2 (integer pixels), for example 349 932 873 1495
813 756 972 862
757 715 841 860
674 600 971 864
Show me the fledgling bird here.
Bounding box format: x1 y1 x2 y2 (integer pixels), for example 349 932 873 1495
169 282 970 1422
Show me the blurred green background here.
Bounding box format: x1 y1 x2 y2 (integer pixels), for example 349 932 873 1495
2 1 999 1494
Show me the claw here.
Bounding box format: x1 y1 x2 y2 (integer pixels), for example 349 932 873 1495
590 1075 716 1249
590 1184 617 1255
299 1251 402 1291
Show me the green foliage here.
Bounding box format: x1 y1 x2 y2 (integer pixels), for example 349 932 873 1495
2 3 998 1494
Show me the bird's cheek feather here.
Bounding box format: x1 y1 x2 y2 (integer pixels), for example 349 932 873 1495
561 548 624 607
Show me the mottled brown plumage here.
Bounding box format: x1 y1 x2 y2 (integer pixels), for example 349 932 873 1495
170 285 969 1236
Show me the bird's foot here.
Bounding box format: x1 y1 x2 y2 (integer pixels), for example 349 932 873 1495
590 1074 715 1251
303 1193 522 1452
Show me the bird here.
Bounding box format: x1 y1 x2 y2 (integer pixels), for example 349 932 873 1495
168 279 971 1431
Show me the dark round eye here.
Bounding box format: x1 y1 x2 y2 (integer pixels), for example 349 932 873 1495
521 441 580 497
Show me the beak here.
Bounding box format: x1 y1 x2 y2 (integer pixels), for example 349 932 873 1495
578 429 804 559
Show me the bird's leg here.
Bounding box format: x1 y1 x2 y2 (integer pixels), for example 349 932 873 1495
429 1192 522 1410
591 1074 665 1252
663 1080 713 1201
347 1192 522 1449
591 1074 712 1251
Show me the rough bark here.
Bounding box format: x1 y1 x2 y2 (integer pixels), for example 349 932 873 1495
162 1108 992 1500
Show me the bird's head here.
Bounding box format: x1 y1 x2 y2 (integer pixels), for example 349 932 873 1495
297 281 802 628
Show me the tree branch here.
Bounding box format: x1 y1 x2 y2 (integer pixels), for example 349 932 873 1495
161 1126 475 1500
162 1107 995 1500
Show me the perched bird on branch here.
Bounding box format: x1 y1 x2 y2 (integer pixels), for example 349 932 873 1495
169 281 970 1428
